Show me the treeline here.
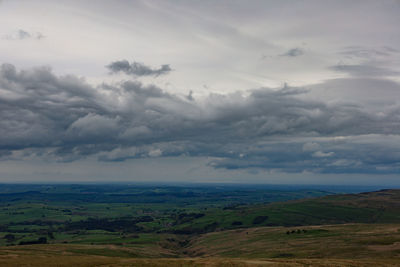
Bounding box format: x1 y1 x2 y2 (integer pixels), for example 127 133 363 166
171 222 219 235
18 237 47 245
173 212 205 224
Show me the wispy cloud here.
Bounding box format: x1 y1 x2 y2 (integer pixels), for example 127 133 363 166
3 29 45 40
339 46 399 60
330 64 400 78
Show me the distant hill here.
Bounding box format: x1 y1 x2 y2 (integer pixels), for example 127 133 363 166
170 189 400 234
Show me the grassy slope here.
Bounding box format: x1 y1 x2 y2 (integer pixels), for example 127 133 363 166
0 252 398 267
170 189 400 233
0 224 399 266
188 223 400 259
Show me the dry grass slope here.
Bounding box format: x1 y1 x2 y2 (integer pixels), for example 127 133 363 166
0 224 399 266
0 253 399 267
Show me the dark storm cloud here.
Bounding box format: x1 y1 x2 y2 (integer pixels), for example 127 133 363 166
1 63 400 174
280 48 304 57
107 60 171 77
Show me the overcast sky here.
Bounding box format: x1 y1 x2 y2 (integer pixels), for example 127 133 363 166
0 0 400 185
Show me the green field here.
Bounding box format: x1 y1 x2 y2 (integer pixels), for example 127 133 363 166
0 184 342 247
0 184 399 266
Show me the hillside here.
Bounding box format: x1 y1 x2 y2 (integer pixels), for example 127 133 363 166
169 189 400 234
0 224 399 266
187 223 400 259
0 188 399 266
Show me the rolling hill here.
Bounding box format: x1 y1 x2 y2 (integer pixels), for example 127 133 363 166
0 188 399 266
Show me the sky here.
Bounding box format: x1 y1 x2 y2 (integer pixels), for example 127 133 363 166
0 0 400 185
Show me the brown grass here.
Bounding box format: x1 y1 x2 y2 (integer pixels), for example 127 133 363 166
0 224 400 266
0 255 399 267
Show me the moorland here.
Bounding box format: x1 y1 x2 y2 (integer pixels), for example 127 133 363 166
0 183 398 266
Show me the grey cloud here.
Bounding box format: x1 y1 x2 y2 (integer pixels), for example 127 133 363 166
306 77 400 109
208 135 400 174
1 63 400 174
330 64 400 77
280 48 304 57
3 29 45 40
107 60 171 77
302 142 320 152
312 151 334 158
16 30 30 39
339 46 399 60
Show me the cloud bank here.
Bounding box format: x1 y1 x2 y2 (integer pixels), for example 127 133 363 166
1 63 400 175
